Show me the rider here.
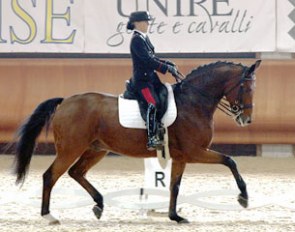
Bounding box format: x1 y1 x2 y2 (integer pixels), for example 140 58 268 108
127 11 178 151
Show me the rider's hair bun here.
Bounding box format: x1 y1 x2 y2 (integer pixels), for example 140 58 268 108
127 21 135 30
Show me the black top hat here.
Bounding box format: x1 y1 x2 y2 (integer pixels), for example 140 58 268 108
128 11 152 23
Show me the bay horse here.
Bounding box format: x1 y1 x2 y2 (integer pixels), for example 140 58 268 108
13 60 261 224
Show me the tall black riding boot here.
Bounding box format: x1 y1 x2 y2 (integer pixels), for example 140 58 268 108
146 104 164 151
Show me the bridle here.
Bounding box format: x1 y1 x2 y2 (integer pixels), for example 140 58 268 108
217 68 256 118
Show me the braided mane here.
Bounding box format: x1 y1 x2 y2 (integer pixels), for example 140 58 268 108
185 61 245 81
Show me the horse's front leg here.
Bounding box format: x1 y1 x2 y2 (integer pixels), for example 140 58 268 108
187 148 248 208
168 160 189 223
223 155 248 207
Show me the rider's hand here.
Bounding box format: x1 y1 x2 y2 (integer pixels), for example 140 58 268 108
167 65 178 76
165 60 176 67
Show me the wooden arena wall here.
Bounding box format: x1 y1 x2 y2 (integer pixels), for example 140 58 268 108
0 59 294 144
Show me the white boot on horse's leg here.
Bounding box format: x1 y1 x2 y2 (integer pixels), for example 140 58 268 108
42 213 60 225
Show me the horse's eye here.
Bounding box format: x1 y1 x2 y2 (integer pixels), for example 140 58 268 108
231 105 240 113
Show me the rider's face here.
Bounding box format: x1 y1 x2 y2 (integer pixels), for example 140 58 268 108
134 21 149 33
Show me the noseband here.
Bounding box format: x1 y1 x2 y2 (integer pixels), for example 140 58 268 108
218 68 255 118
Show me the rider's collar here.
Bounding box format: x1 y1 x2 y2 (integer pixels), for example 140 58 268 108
134 30 147 38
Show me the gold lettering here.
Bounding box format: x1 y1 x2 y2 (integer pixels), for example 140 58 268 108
41 0 76 44
10 0 37 44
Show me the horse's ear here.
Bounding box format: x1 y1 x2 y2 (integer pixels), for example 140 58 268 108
248 59 261 74
254 59 261 69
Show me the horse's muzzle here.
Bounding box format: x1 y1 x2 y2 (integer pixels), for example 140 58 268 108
235 114 252 127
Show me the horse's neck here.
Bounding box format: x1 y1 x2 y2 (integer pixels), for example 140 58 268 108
177 75 227 118
179 64 243 118
176 86 221 120
195 90 221 118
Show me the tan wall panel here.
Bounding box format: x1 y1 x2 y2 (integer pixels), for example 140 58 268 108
0 59 294 144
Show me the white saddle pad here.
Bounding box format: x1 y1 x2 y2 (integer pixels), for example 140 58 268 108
118 83 177 129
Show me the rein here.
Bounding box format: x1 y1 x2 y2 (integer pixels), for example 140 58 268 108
172 70 185 83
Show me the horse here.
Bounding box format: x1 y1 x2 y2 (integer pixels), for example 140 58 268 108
13 60 261 224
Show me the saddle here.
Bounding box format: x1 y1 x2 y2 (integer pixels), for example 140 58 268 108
119 81 177 129
123 80 168 122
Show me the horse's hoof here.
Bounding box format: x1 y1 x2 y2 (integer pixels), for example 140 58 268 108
178 218 190 224
49 220 61 225
92 205 103 220
170 214 189 224
238 194 248 208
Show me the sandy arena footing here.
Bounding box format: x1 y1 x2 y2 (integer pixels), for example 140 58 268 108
0 155 295 232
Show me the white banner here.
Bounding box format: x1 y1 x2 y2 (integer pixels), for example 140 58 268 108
277 0 295 52
0 0 277 53
86 0 276 53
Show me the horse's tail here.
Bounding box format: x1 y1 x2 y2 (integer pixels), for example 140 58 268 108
14 97 64 185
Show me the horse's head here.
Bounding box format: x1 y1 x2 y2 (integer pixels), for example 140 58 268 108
177 60 261 127
224 60 261 127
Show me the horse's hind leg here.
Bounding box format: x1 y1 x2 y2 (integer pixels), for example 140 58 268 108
42 154 79 224
68 150 107 220
187 149 248 208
